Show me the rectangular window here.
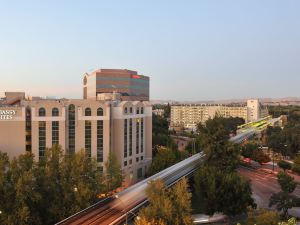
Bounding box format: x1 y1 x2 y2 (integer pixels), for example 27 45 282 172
136 119 140 154
25 108 32 152
141 118 144 153
68 106 76 154
52 121 59 146
39 121 46 159
129 118 133 156
85 120 92 158
124 161 127 166
137 168 143 179
97 120 104 162
124 119 128 158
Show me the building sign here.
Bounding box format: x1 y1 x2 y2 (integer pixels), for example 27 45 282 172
131 75 141 79
0 110 16 120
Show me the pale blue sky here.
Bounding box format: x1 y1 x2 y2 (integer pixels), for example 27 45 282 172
0 0 299 101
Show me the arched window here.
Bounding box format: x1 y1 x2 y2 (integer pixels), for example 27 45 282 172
129 107 133 113
141 107 144 114
136 107 140 114
124 107 128 114
97 107 104 116
39 107 46 117
52 108 59 117
85 108 92 116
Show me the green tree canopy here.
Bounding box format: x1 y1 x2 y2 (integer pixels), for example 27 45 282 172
277 160 292 172
194 166 254 216
269 172 297 219
136 178 193 225
105 152 123 191
0 145 108 225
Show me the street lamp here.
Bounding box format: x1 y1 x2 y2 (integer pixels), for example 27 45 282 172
115 195 140 225
74 187 78 192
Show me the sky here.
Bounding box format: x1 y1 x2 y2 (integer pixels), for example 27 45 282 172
0 0 299 101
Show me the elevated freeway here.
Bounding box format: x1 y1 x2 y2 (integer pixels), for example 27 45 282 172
56 153 204 225
56 122 269 225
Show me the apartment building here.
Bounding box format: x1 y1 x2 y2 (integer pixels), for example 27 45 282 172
170 99 268 130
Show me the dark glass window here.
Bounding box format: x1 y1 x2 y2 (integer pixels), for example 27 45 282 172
141 118 144 153
124 107 128 114
124 119 128 158
130 107 133 113
68 104 76 154
52 121 59 146
97 107 104 116
141 156 144 161
136 107 140 114
137 168 143 179
136 157 139 162
97 120 103 162
124 161 127 167
85 108 92 116
39 108 46 117
136 119 140 154
39 121 46 159
129 118 133 156
141 107 144 114
129 159 132 165
85 120 92 158
25 107 32 152
52 108 59 117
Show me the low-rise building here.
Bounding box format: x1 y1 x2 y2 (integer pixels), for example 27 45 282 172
152 108 165 117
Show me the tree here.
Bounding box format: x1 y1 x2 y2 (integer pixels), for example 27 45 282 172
193 117 254 216
292 155 300 175
194 166 255 216
245 208 280 225
277 160 292 172
241 142 259 158
277 172 297 193
0 146 106 225
170 178 193 225
147 148 189 176
105 152 123 191
269 172 297 219
278 217 297 225
197 122 240 171
2 152 42 225
136 178 193 225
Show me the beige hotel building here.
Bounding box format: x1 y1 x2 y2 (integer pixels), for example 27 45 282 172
0 69 152 183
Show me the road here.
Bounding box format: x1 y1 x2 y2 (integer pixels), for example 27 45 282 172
239 167 300 217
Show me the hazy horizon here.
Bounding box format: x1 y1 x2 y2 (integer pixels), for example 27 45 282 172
1 1 299 101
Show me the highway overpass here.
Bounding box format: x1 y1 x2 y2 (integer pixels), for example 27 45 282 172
56 119 274 225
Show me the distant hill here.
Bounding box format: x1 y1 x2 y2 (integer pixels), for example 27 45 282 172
150 97 300 106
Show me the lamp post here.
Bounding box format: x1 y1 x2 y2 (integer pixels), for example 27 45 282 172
115 195 140 225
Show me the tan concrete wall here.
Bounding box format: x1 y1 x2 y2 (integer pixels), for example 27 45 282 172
0 107 26 158
0 100 152 183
